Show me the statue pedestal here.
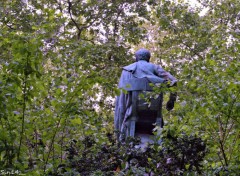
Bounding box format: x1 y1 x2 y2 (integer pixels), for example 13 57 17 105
135 127 163 149
135 134 154 149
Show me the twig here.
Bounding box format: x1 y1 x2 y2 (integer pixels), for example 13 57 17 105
67 0 102 40
43 90 78 173
219 139 228 167
67 0 82 39
17 68 28 160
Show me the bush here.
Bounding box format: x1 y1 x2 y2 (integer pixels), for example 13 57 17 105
51 132 207 176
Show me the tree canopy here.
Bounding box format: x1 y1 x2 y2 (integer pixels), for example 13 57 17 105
0 0 239 175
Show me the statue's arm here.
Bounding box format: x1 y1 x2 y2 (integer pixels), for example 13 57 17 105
154 65 177 85
154 65 178 111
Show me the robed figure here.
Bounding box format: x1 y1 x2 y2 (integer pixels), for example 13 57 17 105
114 49 177 141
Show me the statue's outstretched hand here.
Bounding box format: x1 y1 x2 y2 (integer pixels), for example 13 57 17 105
166 99 175 111
164 78 177 111
170 80 177 86
166 92 177 111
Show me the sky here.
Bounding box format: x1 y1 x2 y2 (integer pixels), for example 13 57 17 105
186 0 209 16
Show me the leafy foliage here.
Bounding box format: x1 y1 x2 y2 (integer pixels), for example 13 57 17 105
54 133 206 176
151 0 240 174
0 0 239 175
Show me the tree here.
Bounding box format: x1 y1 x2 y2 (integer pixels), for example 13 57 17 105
0 0 151 174
0 0 239 175
152 0 240 174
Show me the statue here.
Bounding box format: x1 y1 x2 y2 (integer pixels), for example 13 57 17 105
114 49 177 141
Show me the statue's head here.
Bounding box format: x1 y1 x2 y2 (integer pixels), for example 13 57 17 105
135 48 151 62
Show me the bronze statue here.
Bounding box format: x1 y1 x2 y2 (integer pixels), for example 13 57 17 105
114 49 177 141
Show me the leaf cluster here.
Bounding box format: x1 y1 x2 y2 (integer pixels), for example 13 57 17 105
52 133 207 176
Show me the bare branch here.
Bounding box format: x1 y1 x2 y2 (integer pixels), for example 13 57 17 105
67 0 82 39
67 0 103 40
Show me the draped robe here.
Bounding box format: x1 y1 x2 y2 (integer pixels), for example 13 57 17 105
114 60 177 140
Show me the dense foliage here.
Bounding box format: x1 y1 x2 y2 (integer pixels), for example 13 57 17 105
0 0 239 175
56 134 206 175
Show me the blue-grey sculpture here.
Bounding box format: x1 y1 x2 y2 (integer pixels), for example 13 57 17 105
114 49 177 141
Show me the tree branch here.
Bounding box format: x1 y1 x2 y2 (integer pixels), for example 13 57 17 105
67 0 102 40
182 42 204 60
67 0 82 39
